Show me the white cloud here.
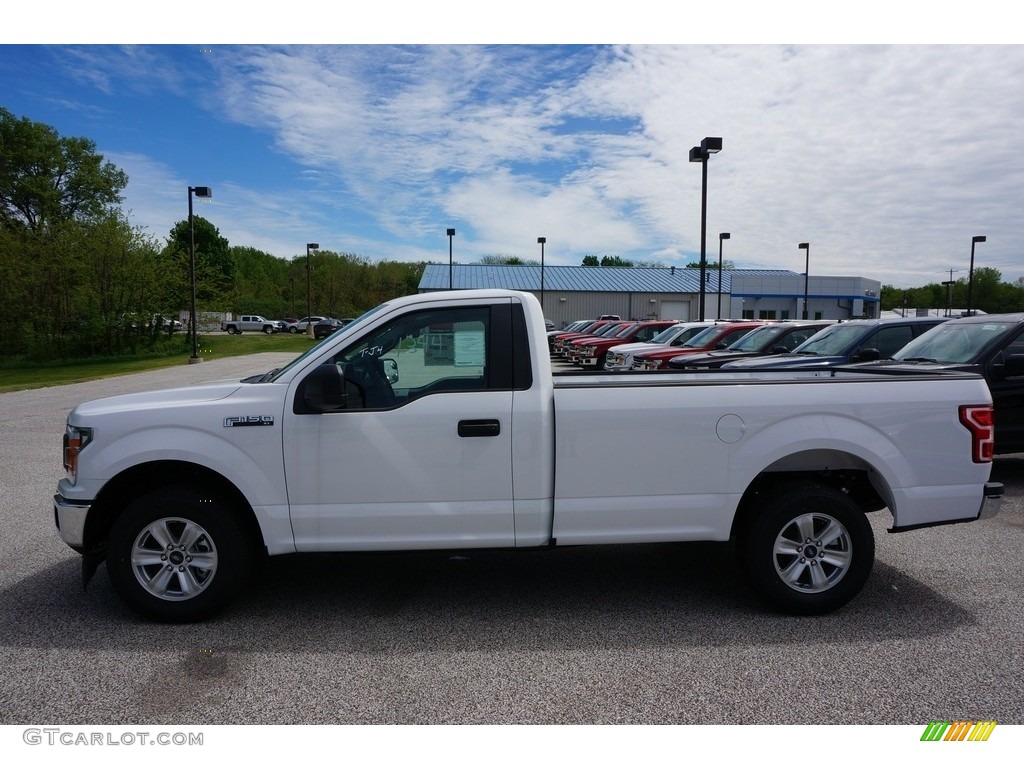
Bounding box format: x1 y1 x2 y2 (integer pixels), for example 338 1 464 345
105 43 1024 285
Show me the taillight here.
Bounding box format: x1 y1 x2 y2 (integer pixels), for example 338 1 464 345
959 405 995 463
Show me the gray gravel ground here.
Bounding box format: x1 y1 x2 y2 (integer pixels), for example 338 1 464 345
1 353 1022 726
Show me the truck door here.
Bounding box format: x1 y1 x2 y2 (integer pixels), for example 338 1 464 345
283 300 517 551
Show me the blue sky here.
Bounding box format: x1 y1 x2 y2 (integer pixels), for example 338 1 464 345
3 5 1023 288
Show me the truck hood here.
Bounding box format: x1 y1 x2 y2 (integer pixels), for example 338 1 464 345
673 350 755 368
721 354 844 370
607 342 657 354
847 360 980 374
68 381 245 420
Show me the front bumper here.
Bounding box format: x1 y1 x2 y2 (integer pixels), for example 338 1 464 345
54 494 91 550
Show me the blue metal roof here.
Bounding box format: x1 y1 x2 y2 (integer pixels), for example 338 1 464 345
418 264 799 293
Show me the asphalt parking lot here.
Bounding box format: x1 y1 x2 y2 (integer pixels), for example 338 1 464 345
1 353 1022 726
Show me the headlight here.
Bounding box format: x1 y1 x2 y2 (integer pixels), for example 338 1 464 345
63 425 93 484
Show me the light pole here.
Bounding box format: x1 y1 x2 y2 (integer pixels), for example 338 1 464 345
689 137 722 321
967 235 986 317
447 228 456 289
942 268 960 317
798 242 810 319
538 236 546 314
305 242 318 336
187 185 212 364
717 232 730 319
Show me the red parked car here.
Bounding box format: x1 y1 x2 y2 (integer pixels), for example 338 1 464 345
551 320 622 357
631 321 765 371
569 320 679 369
556 321 630 359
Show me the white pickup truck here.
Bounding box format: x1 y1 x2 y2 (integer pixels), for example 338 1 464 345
55 289 1003 621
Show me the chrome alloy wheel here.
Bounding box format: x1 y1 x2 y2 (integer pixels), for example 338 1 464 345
771 512 852 594
130 517 218 601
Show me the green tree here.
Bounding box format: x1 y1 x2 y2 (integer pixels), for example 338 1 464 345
0 107 127 233
600 255 633 267
480 254 529 265
687 259 735 269
581 255 600 266
163 216 233 309
230 245 291 317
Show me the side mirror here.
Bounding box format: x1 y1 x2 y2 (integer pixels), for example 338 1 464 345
382 357 399 384
770 344 790 354
853 347 881 362
296 363 351 413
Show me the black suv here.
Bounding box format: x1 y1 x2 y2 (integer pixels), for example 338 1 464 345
720 316 947 371
669 321 832 370
854 313 1024 454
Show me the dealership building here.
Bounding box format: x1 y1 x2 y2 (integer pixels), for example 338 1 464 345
418 264 881 328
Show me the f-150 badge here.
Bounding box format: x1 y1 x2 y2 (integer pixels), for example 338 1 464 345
223 416 275 427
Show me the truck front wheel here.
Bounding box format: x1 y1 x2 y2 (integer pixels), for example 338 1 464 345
739 484 874 615
106 488 253 622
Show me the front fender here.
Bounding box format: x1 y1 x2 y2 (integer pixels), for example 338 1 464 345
72 416 293 554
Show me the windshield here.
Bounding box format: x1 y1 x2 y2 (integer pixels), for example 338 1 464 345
726 324 787 352
893 321 1016 364
268 303 387 382
680 325 728 349
650 325 683 344
791 324 867 356
614 323 640 338
671 326 708 346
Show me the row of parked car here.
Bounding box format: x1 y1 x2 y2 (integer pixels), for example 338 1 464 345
549 312 1024 454
221 315 355 338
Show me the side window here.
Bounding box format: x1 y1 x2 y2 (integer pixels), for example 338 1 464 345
868 326 915 358
787 329 815 347
720 327 755 346
1000 335 1024 372
330 306 492 409
635 326 660 342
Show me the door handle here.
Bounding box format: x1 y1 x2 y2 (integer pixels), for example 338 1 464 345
458 419 501 438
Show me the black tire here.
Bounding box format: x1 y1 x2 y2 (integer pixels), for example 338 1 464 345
227 326 240 335
106 487 254 622
738 483 874 615
263 326 274 335
289 327 297 334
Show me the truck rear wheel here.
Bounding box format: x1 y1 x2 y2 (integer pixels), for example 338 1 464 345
106 487 253 622
739 483 874 615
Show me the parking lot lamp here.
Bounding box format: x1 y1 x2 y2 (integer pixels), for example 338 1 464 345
717 233 730 319
799 242 810 319
447 228 456 289
967 236 986 317
538 237 546 313
689 137 722 321
187 185 212 364
306 243 319 336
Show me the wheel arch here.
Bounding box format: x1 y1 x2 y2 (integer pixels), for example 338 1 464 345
84 460 267 557
730 449 889 541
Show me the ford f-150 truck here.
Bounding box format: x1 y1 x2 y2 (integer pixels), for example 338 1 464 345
55 289 1003 622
